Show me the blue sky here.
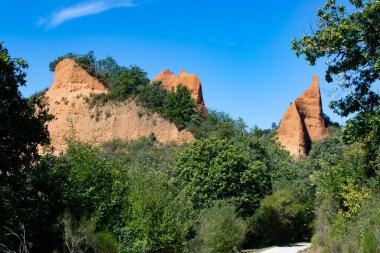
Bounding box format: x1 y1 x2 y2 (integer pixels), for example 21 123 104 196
0 0 349 128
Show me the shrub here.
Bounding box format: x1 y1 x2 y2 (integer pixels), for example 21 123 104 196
89 93 110 108
190 200 247 253
62 213 118 253
53 141 125 229
118 165 194 253
249 189 305 246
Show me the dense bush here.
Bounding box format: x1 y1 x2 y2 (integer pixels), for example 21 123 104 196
53 141 126 229
176 138 271 216
136 81 168 114
118 165 194 253
190 200 247 253
249 189 306 246
109 65 149 99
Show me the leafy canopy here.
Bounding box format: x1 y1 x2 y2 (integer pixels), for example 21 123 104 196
0 42 51 179
291 0 380 116
176 138 271 216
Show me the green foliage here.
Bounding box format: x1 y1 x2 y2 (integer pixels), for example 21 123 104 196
0 42 54 251
164 85 197 130
176 138 271 216
190 200 247 253
0 42 51 180
186 110 250 140
311 143 377 252
292 0 380 116
249 189 306 246
99 138 183 173
53 141 126 229
314 195 380 253
119 165 193 253
342 109 380 166
313 144 368 207
136 81 168 114
49 51 97 77
49 52 147 95
89 93 110 108
109 65 149 99
62 213 118 253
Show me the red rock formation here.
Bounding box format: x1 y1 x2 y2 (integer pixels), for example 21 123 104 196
44 59 194 154
277 75 328 157
152 69 207 113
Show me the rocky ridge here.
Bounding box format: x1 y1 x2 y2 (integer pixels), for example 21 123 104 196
152 69 207 113
44 59 194 154
277 75 328 157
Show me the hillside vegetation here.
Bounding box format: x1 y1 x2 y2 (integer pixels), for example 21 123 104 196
0 1 379 252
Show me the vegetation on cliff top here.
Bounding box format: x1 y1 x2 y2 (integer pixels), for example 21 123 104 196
49 51 200 131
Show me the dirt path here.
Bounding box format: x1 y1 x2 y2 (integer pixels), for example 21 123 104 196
244 242 311 253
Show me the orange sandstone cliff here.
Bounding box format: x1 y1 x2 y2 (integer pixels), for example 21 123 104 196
44 59 194 154
277 75 328 157
152 69 207 113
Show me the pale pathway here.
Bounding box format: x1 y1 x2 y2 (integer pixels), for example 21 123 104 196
244 243 311 253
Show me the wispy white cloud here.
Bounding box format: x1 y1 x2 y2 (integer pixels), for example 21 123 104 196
38 0 135 28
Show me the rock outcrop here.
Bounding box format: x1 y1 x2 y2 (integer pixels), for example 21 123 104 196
44 59 194 154
277 75 327 157
152 69 207 113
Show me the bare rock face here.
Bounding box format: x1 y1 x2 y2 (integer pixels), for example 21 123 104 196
44 59 194 154
277 75 327 157
152 69 207 113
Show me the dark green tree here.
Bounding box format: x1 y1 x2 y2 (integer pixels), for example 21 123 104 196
291 0 380 116
0 42 52 251
96 56 123 87
176 138 271 216
136 81 168 113
110 65 149 99
0 42 51 180
164 85 197 130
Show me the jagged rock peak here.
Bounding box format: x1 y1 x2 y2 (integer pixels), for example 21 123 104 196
49 58 108 92
277 75 328 157
152 69 207 113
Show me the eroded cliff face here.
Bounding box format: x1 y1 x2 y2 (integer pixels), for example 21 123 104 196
152 69 207 113
277 75 328 157
44 59 194 154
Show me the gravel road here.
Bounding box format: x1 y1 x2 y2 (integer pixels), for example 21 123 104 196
243 243 311 253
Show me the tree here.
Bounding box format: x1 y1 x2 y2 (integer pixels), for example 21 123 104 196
176 138 270 216
136 81 168 113
291 0 380 116
120 165 193 253
110 65 149 99
0 42 52 251
164 85 197 130
0 42 51 180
